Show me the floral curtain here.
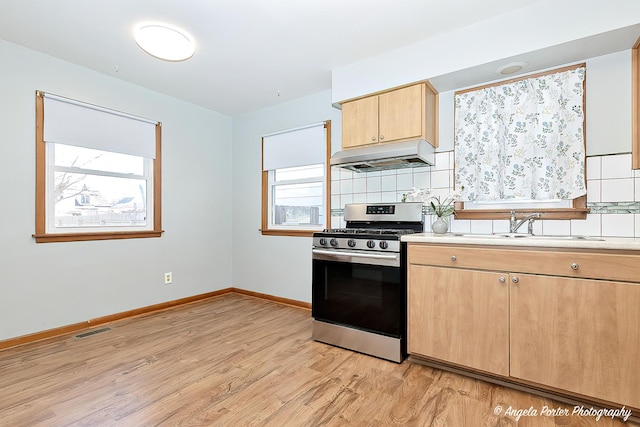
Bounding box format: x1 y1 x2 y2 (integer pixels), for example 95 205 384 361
454 66 586 202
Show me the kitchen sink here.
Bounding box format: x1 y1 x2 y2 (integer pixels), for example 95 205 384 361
451 233 604 241
493 233 530 238
451 233 511 239
525 234 604 241
451 233 531 239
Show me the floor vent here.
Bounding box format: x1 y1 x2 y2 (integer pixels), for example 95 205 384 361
75 327 111 339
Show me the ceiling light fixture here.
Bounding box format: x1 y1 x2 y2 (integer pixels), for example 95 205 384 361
497 61 528 75
135 23 195 62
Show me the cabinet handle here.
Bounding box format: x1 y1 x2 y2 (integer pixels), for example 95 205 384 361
571 262 579 270
499 277 506 283
380 134 385 140
450 255 457 261
371 136 377 141
512 276 519 284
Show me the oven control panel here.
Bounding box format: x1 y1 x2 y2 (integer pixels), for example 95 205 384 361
366 205 395 215
313 236 401 252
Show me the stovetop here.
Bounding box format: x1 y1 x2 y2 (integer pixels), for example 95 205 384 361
312 228 416 253
313 203 424 253
319 228 417 236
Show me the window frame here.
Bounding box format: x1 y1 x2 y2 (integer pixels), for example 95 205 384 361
261 120 331 237
34 91 163 243
453 64 588 221
632 37 640 170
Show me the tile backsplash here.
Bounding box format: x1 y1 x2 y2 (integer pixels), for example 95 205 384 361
331 151 640 238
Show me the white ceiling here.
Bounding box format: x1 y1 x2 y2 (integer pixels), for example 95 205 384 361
0 0 545 116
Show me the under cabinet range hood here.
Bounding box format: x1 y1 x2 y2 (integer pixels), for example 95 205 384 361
330 140 435 173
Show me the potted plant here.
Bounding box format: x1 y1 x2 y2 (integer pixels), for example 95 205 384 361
429 193 457 234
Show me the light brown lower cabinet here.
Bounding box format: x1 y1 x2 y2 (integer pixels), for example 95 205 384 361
510 273 640 409
408 265 509 376
407 243 640 410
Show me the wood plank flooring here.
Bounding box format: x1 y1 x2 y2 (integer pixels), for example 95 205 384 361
0 293 637 426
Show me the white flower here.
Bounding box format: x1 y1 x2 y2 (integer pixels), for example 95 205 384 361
406 187 431 203
408 188 459 217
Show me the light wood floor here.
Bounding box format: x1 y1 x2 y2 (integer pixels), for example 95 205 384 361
0 293 637 426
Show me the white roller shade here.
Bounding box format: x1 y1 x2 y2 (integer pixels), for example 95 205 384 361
43 93 157 159
263 122 325 170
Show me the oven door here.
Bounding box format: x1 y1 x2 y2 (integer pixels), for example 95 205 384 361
312 248 405 338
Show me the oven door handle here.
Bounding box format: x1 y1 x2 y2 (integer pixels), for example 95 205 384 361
312 249 398 260
312 248 400 267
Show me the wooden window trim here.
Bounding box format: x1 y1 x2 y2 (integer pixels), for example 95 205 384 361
260 120 331 237
454 196 588 220
33 91 163 243
632 38 640 170
453 64 589 221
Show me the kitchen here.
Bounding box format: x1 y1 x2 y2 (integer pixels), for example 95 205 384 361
1 0 640 424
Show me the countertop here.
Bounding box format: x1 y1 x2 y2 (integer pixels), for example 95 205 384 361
402 232 640 251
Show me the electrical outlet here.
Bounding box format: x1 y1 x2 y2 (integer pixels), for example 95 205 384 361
164 272 173 285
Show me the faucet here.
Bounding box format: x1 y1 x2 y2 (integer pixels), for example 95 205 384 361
509 210 542 234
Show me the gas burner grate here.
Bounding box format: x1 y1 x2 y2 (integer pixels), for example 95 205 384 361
322 228 416 236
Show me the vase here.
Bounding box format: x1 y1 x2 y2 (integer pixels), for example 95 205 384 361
431 216 448 234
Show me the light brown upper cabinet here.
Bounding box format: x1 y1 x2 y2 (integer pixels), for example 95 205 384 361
341 83 438 149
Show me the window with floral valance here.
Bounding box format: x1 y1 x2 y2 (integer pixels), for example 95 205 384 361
453 64 588 219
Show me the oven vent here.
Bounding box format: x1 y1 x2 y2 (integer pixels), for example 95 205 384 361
75 327 111 339
330 139 435 173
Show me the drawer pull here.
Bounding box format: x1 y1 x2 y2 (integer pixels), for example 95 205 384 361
499 277 506 283
512 277 519 284
571 263 579 270
450 255 457 261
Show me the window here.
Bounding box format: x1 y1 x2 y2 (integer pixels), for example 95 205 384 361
261 121 331 236
34 91 162 243
453 64 588 220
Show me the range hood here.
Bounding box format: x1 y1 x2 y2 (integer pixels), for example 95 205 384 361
330 139 435 173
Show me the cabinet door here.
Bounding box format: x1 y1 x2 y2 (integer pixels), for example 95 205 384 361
341 96 379 148
408 265 509 376
378 84 424 144
510 274 640 408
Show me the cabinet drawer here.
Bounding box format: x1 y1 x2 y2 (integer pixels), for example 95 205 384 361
408 244 640 282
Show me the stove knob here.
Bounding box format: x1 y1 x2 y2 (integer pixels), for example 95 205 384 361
347 239 356 248
330 238 339 247
319 238 327 246
366 240 376 249
379 241 389 249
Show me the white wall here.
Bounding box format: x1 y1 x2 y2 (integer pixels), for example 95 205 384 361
331 0 640 103
331 50 639 238
436 50 633 156
0 40 233 341
231 91 341 303
586 50 632 155
1 24 637 341
230 50 635 306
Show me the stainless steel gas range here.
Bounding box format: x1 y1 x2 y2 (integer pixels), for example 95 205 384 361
311 202 424 363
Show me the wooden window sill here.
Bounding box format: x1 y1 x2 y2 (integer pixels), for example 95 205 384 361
259 229 319 237
33 230 164 243
454 208 589 221
453 197 588 221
